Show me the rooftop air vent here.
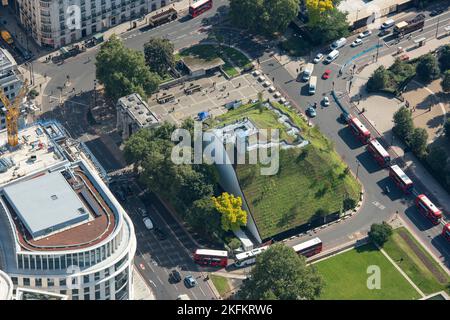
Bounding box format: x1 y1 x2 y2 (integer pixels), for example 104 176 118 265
50 195 58 200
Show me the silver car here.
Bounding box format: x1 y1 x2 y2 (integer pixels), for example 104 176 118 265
313 53 323 64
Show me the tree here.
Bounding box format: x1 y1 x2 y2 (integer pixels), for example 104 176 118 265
393 106 414 142
96 35 160 101
416 54 441 83
229 0 299 35
144 38 175 77
409 127 428 157
368 222 392 247
227 238 242 251
442 70 450 93
343 197 356 211
239 244 324 300
444 118 450 140
367 66 389 92
305 0 334 26
185 197 221 240
427 146 448 173
212 192 247 232
307 8 349 45
438 44 450 71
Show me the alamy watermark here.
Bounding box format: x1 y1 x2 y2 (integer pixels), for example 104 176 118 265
171 121 280 175
367 265 381 290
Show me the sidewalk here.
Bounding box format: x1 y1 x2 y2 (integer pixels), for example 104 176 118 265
103 0 190 40
348 34 450 213
132 266 156 300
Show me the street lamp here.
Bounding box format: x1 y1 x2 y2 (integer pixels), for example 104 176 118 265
435 16 440 38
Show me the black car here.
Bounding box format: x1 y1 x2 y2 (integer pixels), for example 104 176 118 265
170 270 182 283
154 227 167 241
429 9 444 17
378 29 391 37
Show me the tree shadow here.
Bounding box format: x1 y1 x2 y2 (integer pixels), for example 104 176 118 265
426 113 446 129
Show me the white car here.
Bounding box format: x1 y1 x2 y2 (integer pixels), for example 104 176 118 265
322 96 330 106
358 30 372 39
351 38 363 47
143 217 154 230
313 53 324 64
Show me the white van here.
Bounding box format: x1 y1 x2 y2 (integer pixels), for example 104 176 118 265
177 294 191 300
381 19 395 29
302 63 314 81
308 76 317 95
330 37 347 50
325 50 339 64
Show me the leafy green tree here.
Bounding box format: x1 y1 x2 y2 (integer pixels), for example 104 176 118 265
239 244 324 300
186 197 221 240
416 54 441 83
442 70 450 92
438 44 450 71
307 8 349 45
144 37 175 77
96 35 159 101
212 192 247 231
409 127 428 157
367 66 389 92
393 106 414 142
368 222 393 247
178 167 214 205
227 238 242 251
229 0 299 35
444 118 450 140
427 146 448 173
343 198 357 211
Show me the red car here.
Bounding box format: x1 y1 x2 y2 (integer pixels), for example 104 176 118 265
322 69 332 79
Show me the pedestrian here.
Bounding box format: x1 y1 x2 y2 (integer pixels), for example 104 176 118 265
296 68 299 74
429 105 432 112
272 77 275 82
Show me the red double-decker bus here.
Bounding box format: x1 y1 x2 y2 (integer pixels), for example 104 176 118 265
443 223 450 242
367 139 391 167
189 0 213 18
292 237 322 257
415 194 442 225
347 116 371 144
389 165 413 194
193 249 228 267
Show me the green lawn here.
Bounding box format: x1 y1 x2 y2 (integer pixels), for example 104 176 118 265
210 275 230 297
383 227 450 295
179 44 251 78
212 104 361 239
315 244 421 300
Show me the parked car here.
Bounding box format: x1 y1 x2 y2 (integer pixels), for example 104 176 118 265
170 270 182 283
322 96 330 106
330 37 347 50
154 227 167 241
143 217 154 230
184 275 197 288
429 9 444 17
306 107 317 118
358 30 372 39
378 29 391 37
351 38 363 47
399 54 410 61
380 19 395 29
322 69 332 80
313 53 324 64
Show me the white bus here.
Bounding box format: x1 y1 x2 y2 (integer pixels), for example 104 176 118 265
234 245 270 268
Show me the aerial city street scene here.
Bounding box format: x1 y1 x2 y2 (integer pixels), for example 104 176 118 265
0 0 449 305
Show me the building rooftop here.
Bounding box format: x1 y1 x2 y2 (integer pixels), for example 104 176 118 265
181 56 225 73
117 93 160 128
0 125 65 187
338 0 412 24
0 48 17 74
0 122 116 252
3 171 90 239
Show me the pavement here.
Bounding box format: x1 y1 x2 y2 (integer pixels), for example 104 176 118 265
349 33 450 214
133 266 156 300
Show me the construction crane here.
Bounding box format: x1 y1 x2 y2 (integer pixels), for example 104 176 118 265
0 79 28 147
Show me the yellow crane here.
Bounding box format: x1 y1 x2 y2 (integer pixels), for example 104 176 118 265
0 79 28 147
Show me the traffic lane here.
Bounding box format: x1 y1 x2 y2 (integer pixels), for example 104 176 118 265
129 200 214 300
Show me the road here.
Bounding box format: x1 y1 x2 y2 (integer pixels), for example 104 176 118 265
14 0 450 297
245 10 450 268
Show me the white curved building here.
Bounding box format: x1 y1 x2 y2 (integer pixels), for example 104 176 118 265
0 121 137 300
0 270 13 300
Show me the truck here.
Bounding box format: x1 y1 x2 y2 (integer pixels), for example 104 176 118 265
0 30 13 45
393 14 425 38
302 63 314 82
148 8 178 28
308 76 317 95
